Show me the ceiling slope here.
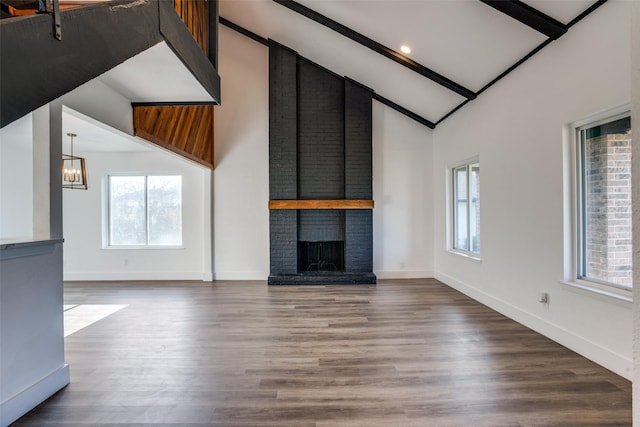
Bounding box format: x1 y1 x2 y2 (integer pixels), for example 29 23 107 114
219 0 609 128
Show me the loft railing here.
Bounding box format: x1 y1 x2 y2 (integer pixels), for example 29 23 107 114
172 0 208 55
2 0 216 64
172 0 218 68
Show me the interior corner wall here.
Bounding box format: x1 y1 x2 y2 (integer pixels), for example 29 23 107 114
214 26 434 281
213 27 270 280
630 0 640 422
63 151 209 281
373 103 434 279
56 79 134 136
432 1 632 378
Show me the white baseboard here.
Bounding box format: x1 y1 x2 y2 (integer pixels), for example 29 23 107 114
374 270 434 279
212 271 268 281
1 364 69 427
210 271 433 281
434 271 632 380
63 271 208 281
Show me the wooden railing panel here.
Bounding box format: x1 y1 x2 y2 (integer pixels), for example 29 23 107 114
173 0 208 55
133 105 214 169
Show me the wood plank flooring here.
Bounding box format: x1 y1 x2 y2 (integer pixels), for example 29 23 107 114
14 279 632 426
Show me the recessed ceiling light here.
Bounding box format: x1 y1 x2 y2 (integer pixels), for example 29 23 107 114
400 45 411 54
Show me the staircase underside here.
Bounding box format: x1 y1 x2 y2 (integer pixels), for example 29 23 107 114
0 0 220 128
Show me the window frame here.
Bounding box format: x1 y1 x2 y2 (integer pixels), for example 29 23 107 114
448 156 480 260
565 106 632 302
103 173 184 249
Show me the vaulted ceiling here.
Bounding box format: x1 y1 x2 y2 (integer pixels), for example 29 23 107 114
219 0 607 128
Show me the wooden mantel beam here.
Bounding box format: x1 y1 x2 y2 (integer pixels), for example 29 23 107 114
269 200 374 210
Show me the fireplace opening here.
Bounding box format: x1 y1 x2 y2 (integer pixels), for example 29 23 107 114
298 241 345 273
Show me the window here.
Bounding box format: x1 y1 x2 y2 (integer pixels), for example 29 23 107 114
451 159 480 256
577 113 632 290
107 175 182 247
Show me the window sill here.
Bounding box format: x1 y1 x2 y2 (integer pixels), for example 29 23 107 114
560 280 632 303
102 246 185 251
446 249 482 263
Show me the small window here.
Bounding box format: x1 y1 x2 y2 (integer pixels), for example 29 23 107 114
451 160 480 255
577 114 632 289
107 175 182 247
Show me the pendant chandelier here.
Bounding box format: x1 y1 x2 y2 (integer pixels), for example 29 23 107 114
62 132 87 190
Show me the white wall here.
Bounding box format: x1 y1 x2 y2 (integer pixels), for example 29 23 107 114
631 0 640 423
213 26 271 280
0 105 52 242
373 103 434 278
0 114 33 241
63 150 211 281
433 1 632 378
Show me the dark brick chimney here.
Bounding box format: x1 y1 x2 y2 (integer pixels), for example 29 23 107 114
268 41 375 285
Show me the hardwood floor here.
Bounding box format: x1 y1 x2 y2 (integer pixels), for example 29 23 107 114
14 279 631 426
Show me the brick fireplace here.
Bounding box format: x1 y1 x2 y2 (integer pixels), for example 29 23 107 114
268 41 376 285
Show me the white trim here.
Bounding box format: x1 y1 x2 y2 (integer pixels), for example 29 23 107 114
0 364 69 427
447 156 480 256
571 103 631 129
446 249 482 262
100 246 185 250
561 280 632 303
564 105 633 298
435 271 632 380
63 271 207 281
212 271 268 281
448 155 480 170
103 174 184 248
374 270 434 279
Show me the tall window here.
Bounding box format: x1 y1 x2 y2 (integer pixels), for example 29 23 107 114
108 175 182 247
577 114 632 290
452 160 480 255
